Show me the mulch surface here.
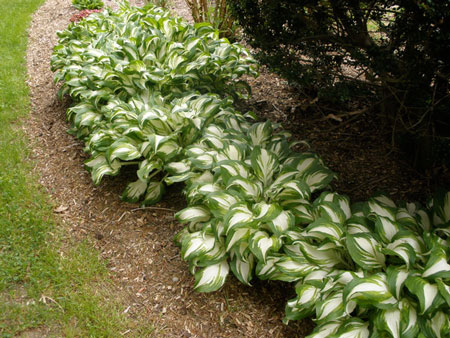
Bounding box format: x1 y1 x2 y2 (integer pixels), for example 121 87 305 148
24 1 449 337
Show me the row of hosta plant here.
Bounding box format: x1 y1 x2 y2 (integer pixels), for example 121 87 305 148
52 3 450 337
51 2 257 205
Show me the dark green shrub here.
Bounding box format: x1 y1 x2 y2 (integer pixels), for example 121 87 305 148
228 1 450 139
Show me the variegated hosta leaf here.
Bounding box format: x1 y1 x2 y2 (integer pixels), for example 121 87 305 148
223 203 254 236
255 254 281 280
436 279 450 307
216 160 251 185
194 259 229 292
386 265 409 300
205 192 239 217
226 176 262 201
106 138 141 162
252 201 282 222
374 215 401 243
383 240 416 268
297 241 345 269
316 192 352 220
346 215 372 234
305 321 342 338
229 248 255 285
267 209 295 236
284 153 321 175
143 180 165 205
343 273 397 312
248 230 281 262
165 160 190 175
315 201 348 225
122 179 148 203
368 195 397 221
250 146 279 187
346 233 385 270
375 307 402 338
395 207 418 230
225 226 255 252
303 269 333 288
399 298 420 338
303 218 344 244
176 205 211 224
88 156 121 184
284 283 320 322
405 276 445 315
271 179 311 202
420 311 450 338
422 244 450 279
285 200 315 224
315 291 346 324
181 231 216 261
275 256 317 281
334 318 369 338
137 158 162 181
248 121 273 146
301 164 335 193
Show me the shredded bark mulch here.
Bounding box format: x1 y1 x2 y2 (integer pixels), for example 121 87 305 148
25 0 449 337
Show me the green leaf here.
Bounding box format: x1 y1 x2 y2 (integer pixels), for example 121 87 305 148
194 259 229 292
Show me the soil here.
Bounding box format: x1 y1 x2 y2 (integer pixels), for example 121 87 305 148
25 0 449 337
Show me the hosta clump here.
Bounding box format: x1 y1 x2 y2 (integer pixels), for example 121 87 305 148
51 3 257 205
175 113 336 291
284 191 450 338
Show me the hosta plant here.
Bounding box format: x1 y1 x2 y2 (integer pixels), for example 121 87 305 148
284 191 450 337
51 3 257 205
175 114 336 291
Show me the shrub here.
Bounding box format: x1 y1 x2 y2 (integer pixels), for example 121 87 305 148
227 1 450 139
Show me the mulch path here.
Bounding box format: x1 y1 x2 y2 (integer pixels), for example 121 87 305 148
24 1 449 337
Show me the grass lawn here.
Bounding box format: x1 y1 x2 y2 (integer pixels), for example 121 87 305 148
0 0 155 336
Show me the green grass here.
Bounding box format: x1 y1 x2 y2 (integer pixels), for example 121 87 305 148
0 0 155 336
